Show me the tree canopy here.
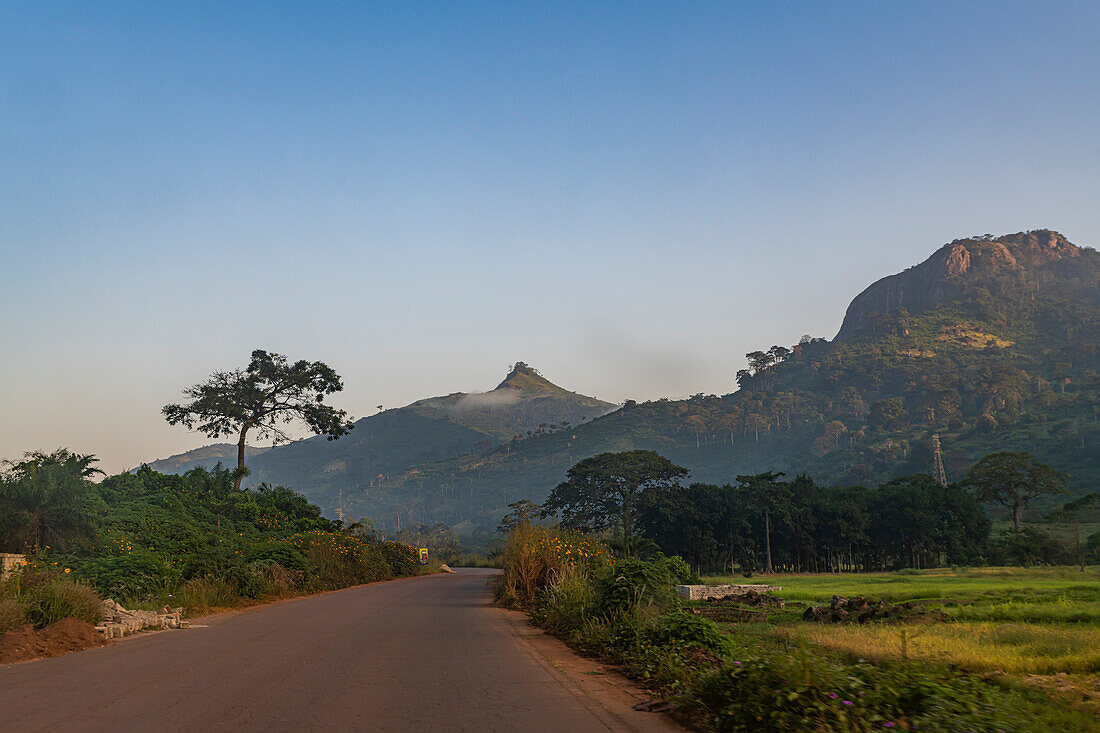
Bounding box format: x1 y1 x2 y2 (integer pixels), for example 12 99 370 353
963 451 1068 532
497 499 541 535
0 449 106 553
541 450 688 537
163 349 353 489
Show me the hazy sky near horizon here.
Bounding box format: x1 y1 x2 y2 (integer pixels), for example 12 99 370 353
3 1 1099 474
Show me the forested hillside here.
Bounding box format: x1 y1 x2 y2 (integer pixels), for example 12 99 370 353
347 230 1100 529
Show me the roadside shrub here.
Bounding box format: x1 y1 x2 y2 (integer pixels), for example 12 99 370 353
380 541 417 578
247 542 309 573
689 646 1092 733
76 550 181 602
223 562 270 598
360 543 393 582
655 554 700 585
646 613 730 657
23 577 102 628
532 568 593 633
593 557 680 617
292 531 391 589
182 544 246 581
255 561 301 597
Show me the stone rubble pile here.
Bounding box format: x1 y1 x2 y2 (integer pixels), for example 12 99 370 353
95 599 190 639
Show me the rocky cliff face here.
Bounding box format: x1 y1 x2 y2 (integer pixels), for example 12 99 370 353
835 230 1081 340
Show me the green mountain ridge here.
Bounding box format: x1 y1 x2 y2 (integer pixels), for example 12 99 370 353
336 230 1100 530
141 362 618 513
136 443 270 475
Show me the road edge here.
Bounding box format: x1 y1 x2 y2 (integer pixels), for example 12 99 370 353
495 604 684 732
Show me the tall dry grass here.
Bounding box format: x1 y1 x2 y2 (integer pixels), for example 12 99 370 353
786 621 1100 675
173 575 239 614
22 579 101 627
0 596 26 633
495 524 608 608
0 567 103 629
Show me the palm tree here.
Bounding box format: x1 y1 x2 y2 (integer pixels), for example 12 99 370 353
0 449 105 552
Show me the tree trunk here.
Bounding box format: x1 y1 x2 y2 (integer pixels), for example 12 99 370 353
1012 504 1022 533
234 426 249 491
1075 519 1085 572
764 507 774 574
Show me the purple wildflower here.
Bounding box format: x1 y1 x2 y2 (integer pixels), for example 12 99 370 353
843 701 853 706
828 693 838 699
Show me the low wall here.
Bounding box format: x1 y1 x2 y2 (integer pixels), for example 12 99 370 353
0 553 26 578
676 584 782 601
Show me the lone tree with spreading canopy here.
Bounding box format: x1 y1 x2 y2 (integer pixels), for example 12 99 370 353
963 451 1068 533
163 349 354 489
542 450 688 538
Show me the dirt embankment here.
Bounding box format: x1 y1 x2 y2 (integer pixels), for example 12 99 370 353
0 617 105 664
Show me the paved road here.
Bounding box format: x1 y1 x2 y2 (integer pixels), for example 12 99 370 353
0 569 674 732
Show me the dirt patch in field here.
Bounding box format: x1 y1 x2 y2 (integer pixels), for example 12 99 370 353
0 617 105 664
802 596 947 624
1022 674 1100 716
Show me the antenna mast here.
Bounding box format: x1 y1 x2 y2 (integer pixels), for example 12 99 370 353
931 433 948 487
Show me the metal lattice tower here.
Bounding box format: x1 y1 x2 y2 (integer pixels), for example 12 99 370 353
931 433 948 487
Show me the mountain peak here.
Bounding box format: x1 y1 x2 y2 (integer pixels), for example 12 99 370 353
836 229 1089 340
496 362 555 391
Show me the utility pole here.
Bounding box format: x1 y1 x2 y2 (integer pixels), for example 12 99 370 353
931 433 948 487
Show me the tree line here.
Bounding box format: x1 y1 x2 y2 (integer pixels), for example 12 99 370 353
533 449 1090 573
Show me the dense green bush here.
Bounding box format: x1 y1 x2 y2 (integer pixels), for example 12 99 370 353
247 542 309 572
646 612 730 657
75 550 181 601
15 465 422 615
690 648 1093 732
380 541 418 577
653 553 700 585
593 557 681 617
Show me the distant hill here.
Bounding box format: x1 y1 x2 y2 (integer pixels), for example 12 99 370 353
136 443 269 475
141 363 618 515
344 230 1100 530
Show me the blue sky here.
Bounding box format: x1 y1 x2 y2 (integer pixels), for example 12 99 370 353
2 1 1098 473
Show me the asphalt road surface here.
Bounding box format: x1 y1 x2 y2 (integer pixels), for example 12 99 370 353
0 568 677 732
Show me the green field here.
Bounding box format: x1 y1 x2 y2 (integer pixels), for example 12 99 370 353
702 566 1100 714
705 566 1100 610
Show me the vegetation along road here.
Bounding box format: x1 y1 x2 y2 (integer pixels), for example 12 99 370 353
0 569 675 732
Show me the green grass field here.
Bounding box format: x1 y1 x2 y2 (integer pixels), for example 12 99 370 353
701 566 1100 713
704 566 1100 610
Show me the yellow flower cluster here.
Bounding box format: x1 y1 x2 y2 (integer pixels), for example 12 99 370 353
107 533 135 555
535 533 609 567
288 530 368 557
